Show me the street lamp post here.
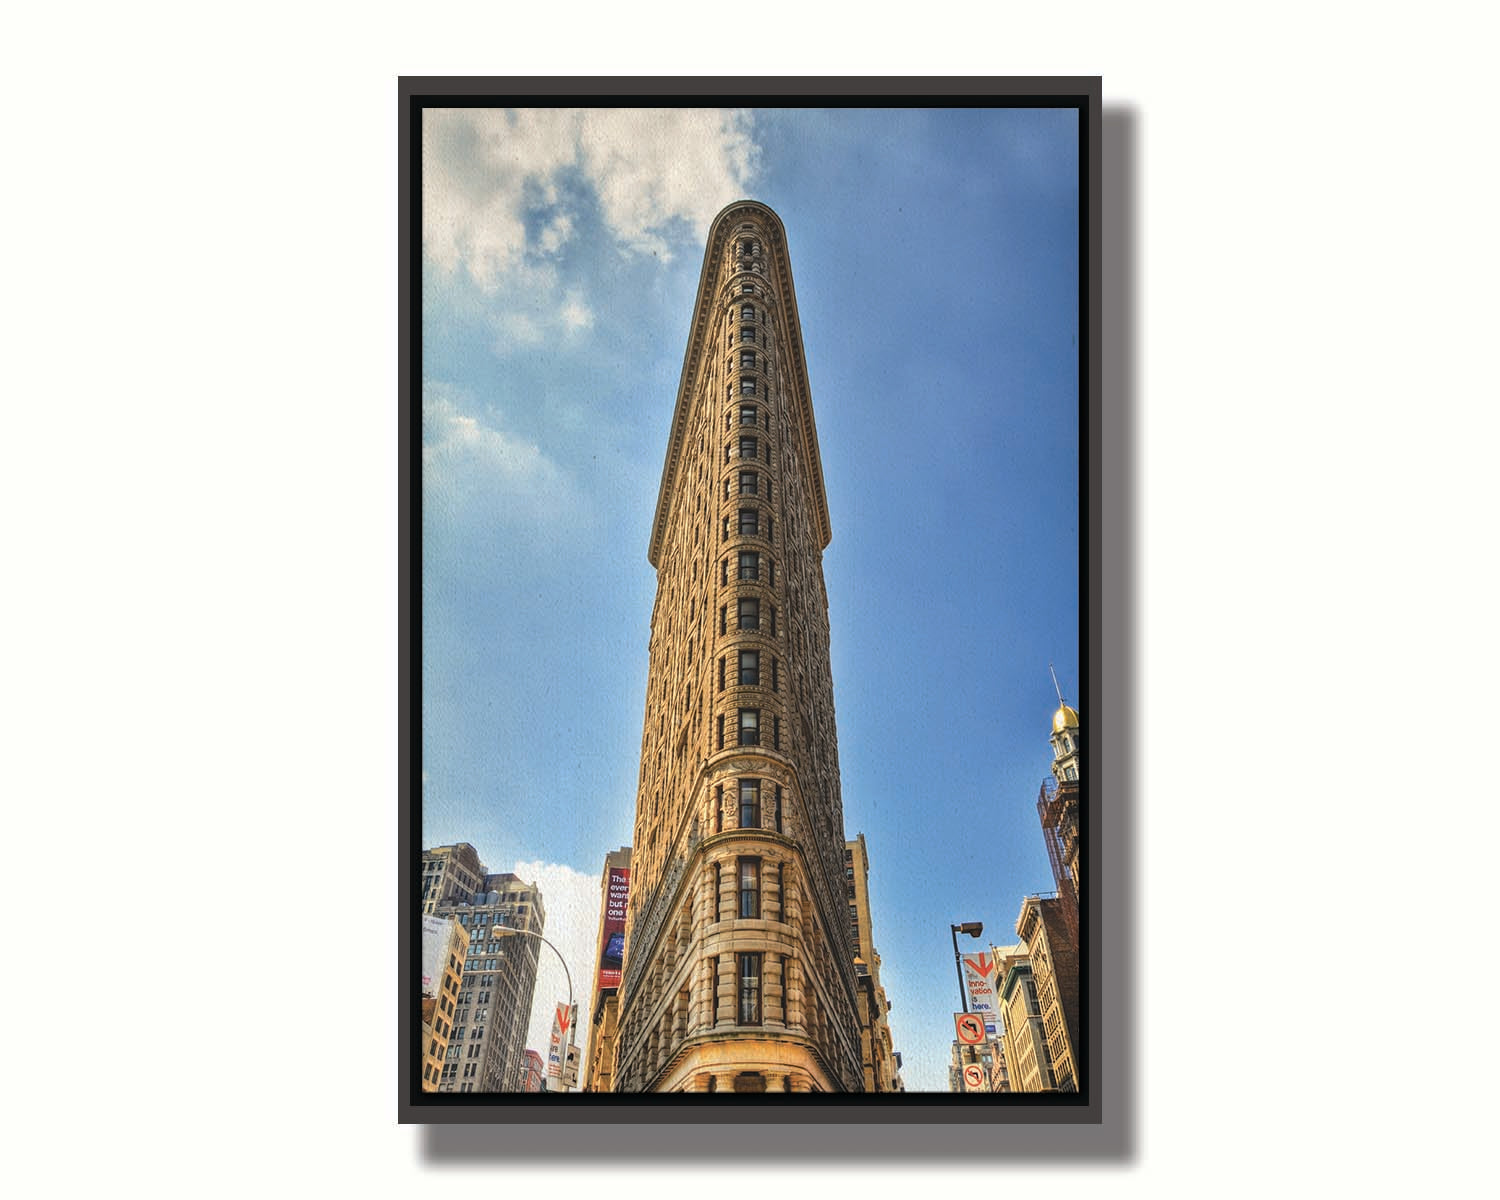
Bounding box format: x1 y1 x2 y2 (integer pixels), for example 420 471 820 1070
495 926 575 1091
950 920 985 1094
950 921 984 1013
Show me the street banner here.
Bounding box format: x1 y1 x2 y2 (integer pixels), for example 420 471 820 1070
546 1002 576 1084
598 866 630 989
963 952 999 1034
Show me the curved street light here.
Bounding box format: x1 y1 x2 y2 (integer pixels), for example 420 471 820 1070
494 925 576 1091
950 921 984 1013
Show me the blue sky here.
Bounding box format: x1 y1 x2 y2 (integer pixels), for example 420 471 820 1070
421 106 1080 1092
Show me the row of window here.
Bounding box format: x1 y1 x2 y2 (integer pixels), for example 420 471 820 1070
715 708 780 749
724 471 771 501
726 377 760 398
713 777 784 834
739 952 760 1024
723 509 774 541
721 550 773 586
717 650 778 690
719 598 777 635
725 402 764 430
709 856 769 921
726 434 769 462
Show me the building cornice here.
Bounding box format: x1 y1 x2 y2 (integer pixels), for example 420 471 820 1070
648 200 832 567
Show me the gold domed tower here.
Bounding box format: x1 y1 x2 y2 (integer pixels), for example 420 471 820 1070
1050 699 1080 786
1039 665 1082 914
610 201 862 1094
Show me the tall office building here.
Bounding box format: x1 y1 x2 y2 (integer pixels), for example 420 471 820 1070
611 201 863 1093
424 843 547 1092
421 842 485 914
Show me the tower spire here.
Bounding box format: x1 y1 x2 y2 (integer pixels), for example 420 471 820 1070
1049 661 1066 705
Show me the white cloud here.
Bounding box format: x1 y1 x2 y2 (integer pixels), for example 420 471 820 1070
421 382 573 520
537 212 573 255
423 107 759 324
577 108 761 260
509 858 605 1086
558 289 593 332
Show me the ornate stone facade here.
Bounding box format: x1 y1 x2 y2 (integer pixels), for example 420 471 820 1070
612 201 862 1093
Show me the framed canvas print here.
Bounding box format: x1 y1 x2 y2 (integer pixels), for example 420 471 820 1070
400 79 1102 1130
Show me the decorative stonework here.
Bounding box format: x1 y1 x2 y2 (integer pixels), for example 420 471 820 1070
614 203 861 1093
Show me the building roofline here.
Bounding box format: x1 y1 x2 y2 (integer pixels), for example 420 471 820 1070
648 199 831 567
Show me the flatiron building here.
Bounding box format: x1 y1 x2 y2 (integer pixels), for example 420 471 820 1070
611 201 863 1093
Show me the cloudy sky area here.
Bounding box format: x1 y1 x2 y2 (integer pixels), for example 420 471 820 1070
421 107 1080 1089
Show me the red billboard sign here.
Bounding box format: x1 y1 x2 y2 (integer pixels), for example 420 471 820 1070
597 866 630 989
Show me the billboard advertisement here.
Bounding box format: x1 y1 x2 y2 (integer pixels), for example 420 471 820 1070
420 914 449 998
597 866 630 989
962 951 999 1034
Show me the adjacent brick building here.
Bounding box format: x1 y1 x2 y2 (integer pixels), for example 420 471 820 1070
420 915 469 1092
846 835 904 1092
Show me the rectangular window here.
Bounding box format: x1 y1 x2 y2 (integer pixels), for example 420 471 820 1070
738 509 757 536
724 443 730 463
772 658 778 692
740 403 757 425
740 378 757 396
738 551 759 581
739 778 759 828
721 559 728 586
739 436 757 458
741 352 756 370
773 715 781 750
720 606 727 635
769 559 775 587
742 305 756 321
767 515 774 539
738 597 759 629
739 857 760 918
715 785 723 833
718 657 725 691
739 471 758 495
712 865 721 922
738 708 760 746
739 953 761 1024
717 714 725 749
770 606 777 636
739 649 759 685
741 325 755 342
775 784 783 833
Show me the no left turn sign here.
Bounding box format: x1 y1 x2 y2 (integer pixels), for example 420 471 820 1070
954 1012 986 1045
